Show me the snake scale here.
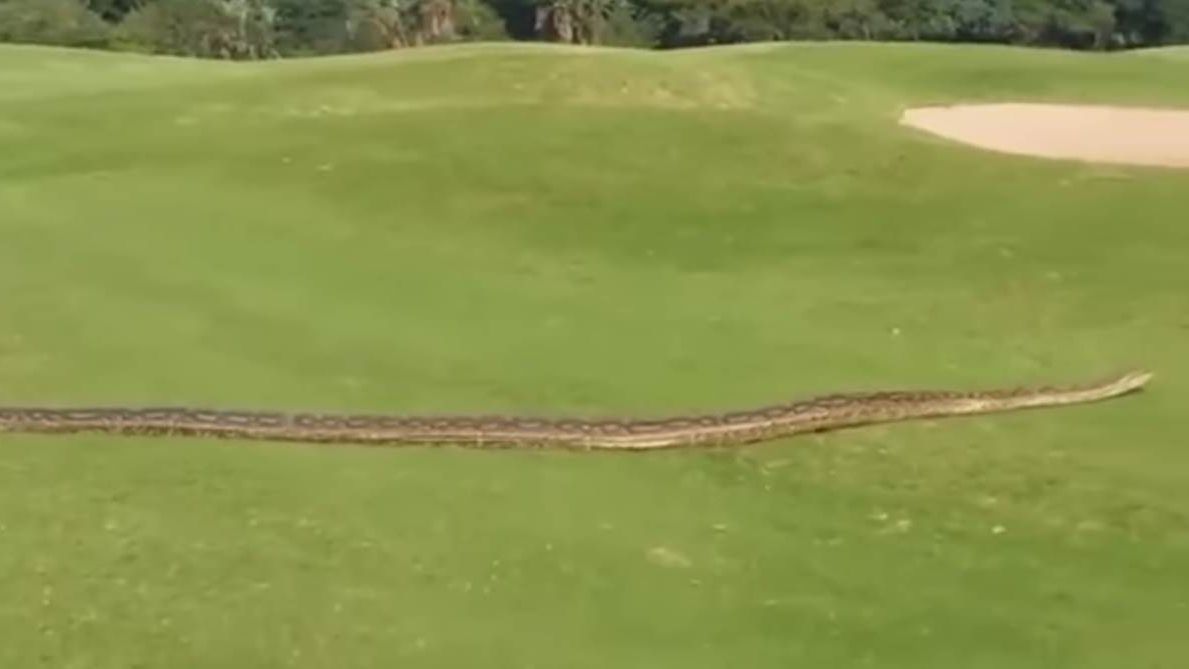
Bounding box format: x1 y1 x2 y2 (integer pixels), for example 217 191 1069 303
0 370 1151 450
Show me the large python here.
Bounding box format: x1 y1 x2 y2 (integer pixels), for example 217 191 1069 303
0 370 1151 450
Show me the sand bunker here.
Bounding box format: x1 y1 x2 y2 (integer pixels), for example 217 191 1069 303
901 103 1189 168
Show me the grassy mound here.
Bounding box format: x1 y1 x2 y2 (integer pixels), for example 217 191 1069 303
1 42 1187 668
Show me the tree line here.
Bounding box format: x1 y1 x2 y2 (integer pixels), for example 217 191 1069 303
1 0 1186 58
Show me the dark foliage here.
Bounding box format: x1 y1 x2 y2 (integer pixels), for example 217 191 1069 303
1 0 1186 55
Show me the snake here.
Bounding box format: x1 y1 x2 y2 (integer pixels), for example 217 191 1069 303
0 370 1152 450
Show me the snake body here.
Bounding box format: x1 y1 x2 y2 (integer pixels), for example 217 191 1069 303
0 370 1152 450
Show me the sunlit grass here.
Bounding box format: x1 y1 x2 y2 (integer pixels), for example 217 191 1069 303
1 42 1187 668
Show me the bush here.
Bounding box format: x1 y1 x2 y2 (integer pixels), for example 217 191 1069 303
600 0 664 45
1161 0 1189 42
114 0 277 59
454 0 512 40
0 0 111 48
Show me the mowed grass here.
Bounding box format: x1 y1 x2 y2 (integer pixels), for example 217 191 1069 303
1 41 1188 668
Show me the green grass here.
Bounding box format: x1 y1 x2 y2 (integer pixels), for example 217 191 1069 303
1 41 1188 668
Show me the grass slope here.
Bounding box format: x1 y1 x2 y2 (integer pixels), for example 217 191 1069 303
1 42 1187 668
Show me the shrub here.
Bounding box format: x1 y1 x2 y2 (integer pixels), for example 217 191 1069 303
0 0 111 48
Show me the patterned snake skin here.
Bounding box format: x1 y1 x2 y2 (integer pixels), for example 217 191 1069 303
0 371 1152 450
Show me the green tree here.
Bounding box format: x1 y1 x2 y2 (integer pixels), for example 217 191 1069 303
0 0 110 47
85 0 146 22
452 0 512 40
344 0 409 49
1115 0 1189 44
3 0 1187 57
272 0 351 54
877 0 957 40
533 0 625 43
1169 0 1189 40
271 0 505 55
819 0 893 38
115 0 277 58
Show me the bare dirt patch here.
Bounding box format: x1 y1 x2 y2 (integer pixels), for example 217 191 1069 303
901 103 1189 168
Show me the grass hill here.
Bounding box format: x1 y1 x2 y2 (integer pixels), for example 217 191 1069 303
1 42 1187 668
